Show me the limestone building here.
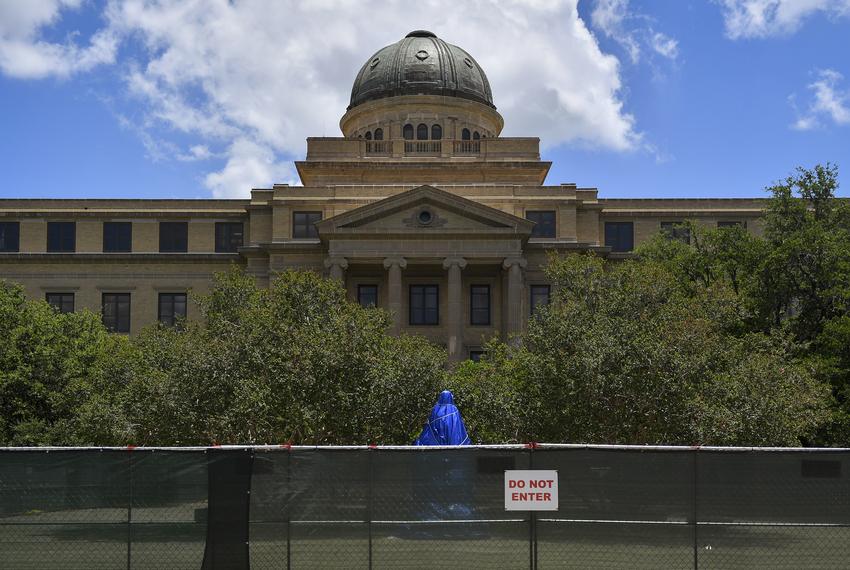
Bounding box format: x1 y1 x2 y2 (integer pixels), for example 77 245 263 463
0 31 765 360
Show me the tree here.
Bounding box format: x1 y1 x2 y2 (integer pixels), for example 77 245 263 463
451 255 829 446
88 268 447 445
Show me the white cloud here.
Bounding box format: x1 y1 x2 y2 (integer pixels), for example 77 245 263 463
718 0 850 39
0 0 118 78
589 0 678 64
791 69 850 130
0 0 644 197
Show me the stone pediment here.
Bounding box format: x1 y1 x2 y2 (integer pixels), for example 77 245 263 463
315 185 534 239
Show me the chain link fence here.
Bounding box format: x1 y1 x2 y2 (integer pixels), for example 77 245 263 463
1 445 848 569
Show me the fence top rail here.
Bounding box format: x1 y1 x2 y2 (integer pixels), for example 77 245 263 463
2 444 850 452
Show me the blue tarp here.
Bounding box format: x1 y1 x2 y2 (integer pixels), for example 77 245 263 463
414 390 471 446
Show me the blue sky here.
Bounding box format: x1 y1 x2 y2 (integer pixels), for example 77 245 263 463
0 0 848 200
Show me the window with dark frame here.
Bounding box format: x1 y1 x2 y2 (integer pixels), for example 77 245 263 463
0 222 20 252
364 131 372 140
718 220 746 229
293 212 322 239
462 128 471 140
469 350 485 363
103 222 132 252
215 222 244 252
470 284 491 326
661 221 690 244
159 222 188 252
102 293 130 333
374 128 384 140
416 123 428 140
46 293 74 314
403 124 414 140
473 131 480 140
47 222 75 252
410 284 439 325
530 285 551 315
158 293 187 327
431 124 442 140
357 284 378 308
605 221 634 252
526 211 556 238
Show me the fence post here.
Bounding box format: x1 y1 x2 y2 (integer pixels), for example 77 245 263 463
127 448 133 570
367 446 374 570
692 448 699 570
528 444 537 570
286 447 291 570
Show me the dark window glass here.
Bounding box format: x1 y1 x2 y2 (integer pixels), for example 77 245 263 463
158 293 187 327
605 222 634 252
661 222 690 244
293 212 322 239
462 128 471 140
470 284 491 326
473 131 480 140
0 222 20 252
530 285 551 315
102 293 130 333
718 220 746 229
103 222 132 252
358 284 378 308
47 222 75 252
159 222 188 252
469 350 485 362
416 123 428 140
46 293 74 314
410 284 439 325
364 131 372 140
431 124 442 140
215 222 244 252
527 211 556 238
403 124 414 140
374 128 383 140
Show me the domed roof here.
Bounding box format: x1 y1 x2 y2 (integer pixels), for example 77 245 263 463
348 30 495 111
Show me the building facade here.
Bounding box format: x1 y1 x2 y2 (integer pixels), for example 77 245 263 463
0 31 766 360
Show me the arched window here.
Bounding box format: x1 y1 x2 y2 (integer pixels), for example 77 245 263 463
462 128 471 140
403 124 414 140
473 131 480 140
417 123 428 140
431 124 442 140
365 131 372 140
374 128 383 140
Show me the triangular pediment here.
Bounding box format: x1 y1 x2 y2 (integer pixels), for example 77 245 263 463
316 185 534 238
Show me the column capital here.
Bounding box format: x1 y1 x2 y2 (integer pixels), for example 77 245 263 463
502 256 528 270
383 256 407 270
323 256 348 270
442 257 468 270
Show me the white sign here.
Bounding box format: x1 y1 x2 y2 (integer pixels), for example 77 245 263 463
504 470 559 511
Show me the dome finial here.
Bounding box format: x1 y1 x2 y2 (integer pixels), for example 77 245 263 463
406 30 436 38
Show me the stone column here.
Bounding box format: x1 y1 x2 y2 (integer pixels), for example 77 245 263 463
383 257 407 335
324 256 348 283
503 257 527 343
442 257 468 361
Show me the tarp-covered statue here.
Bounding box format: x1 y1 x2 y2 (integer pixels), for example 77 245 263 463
411 390 475 527
414 390 471 446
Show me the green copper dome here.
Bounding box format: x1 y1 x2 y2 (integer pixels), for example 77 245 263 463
348 30 495 111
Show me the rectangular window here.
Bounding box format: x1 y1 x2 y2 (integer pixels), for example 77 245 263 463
718 220 746 229
293 211 322 239
409 284 439 325
102 293 131 333
357 284 378 308
103 222 132 252
46 293 74 314
469 350 485 363
0 222 20 252
159 222 188 252
47 222 75 252
215 222 244 253
530 285 551 315
470 284 491 326
661 221 690 244
526 210 556 238
158 293 187 327
605 222 634 252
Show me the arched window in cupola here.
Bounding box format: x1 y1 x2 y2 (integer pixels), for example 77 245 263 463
417 123 428 140
403 124 414 140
